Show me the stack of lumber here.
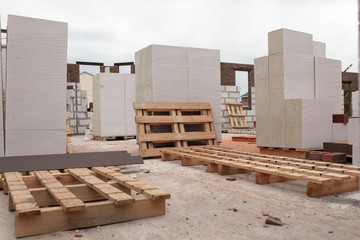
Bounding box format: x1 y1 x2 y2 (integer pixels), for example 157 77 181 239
0 167 170 237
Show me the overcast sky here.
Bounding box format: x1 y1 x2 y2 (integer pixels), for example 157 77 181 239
1 0 358 92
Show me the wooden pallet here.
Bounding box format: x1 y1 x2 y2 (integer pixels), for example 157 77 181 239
134 102 218 158
259 147 323 159
160 146 359 197
1 167 170 237
94 135 137 141
226 103 248 129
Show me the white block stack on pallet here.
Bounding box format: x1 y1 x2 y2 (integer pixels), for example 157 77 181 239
135 44 221 141
93 72 136 137
5 15 67 156
66 83 92 134
0 16 4 157
255 28 344 149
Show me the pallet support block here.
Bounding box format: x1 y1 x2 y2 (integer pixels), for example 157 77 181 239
207 163 218 173
218 165 248 175
255 172 292 184
307 176 359 197
15 198 166 238
161 151 180 161
181 156 204 166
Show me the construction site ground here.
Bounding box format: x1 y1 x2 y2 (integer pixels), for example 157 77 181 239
1 134 359 240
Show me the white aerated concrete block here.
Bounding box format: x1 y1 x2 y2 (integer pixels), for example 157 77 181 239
93 73 136 137
268 28 313 55
352 91 360 116
0 16 3 157
5 15 67 156
269 52 314 99
314 57 342 114
254 56 268 80
285 99 332 148
313 41 326 58
332 123 348 142
135 44 221 141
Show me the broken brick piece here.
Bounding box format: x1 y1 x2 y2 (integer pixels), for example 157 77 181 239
226 177 236 181
265 216 283 226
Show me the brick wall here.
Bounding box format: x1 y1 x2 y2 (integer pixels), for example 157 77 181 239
220 62 254 110
100 65 119 73
67 64 80 83
342 72 358 91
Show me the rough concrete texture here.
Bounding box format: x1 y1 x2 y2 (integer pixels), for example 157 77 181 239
0 134 359 240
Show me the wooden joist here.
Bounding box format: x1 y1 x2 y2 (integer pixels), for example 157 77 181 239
2 167 171 238
134 102 218 158
160 147 360 197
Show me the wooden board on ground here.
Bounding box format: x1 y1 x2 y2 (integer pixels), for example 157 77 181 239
0 151 143 173
160 146 359 197
2 167 170 237
134 102 218 158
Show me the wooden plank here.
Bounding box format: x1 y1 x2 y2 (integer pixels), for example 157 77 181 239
15 198 166 238
307 176 359 197
133 102 211 110
92 167 171 200
135 115 213 124
34 171 85 212
171 110 182 148
137 132 216 142
207 162 219 173
67 168 134 206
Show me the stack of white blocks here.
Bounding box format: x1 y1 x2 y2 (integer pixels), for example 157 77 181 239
66 82 92 134
5 15 67 156
93 72 136 137
255 28 344 148
0 16 4 157
135 44 221 141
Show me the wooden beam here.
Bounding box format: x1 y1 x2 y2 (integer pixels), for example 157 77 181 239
218 165 248 175
181 156 204 166
207 163 218 173
161 151 180 161
15 198 166 238
307 176 359 197
255 172 292 184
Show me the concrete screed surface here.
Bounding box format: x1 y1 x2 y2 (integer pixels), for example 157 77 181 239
0 134 359 240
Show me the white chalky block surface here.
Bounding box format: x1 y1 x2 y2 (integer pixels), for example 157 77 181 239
254 56 268 80
332 123 348 142
5 15 67 156
268 28 313 55
93 73 136 137
312 41 326 58
0 17 3 157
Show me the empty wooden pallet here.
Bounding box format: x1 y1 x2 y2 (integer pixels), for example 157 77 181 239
160 146 359 197
226 103 248 129
134 102 218 158
1 167 170 238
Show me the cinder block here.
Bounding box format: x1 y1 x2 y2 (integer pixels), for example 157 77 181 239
229 92 240 98
268 28 313 55
225 85 237 92
221 92 229 98
79 119 90 125
81 90 87 97
67 90 75 97
225 98 237 104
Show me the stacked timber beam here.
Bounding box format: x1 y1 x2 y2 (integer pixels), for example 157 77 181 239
161 146 359 197
1 167 170 237
134 102 218 158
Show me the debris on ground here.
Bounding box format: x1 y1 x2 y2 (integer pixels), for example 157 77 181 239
265 216 283 226
226 177 236 181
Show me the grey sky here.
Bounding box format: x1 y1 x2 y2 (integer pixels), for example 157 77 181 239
1 0 358 92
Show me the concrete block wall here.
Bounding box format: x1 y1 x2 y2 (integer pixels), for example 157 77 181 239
93 72 136 137
5 15 67 156
135 44 221 141
67 82 92 134
255 28 345 149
